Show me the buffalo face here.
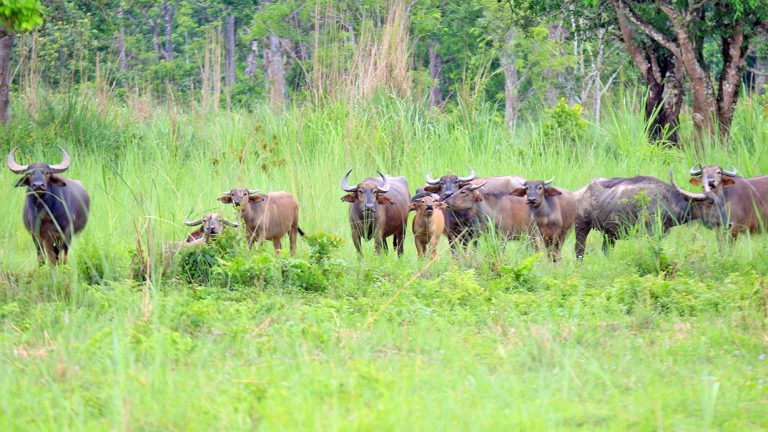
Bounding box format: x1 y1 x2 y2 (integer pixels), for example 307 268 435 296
444 182 486 211
219 188 262 208
409 194 446 216
8 146 71 193
424 166 476 198
671 168 730 229
185 213 239 240
688 163 737 193
511 178 558 208
340 170 391 214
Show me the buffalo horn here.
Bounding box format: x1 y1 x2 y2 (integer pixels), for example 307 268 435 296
247 189 259 195
185 218 204 226
689 162 702 177
376 171 390 193
544 177 555 186
458 166 476 182
669 167 707 200
722 165 738 177
425 170 440 185
223 219 240 227
467 181 487 191
7 147 28 174
48 146 71 173
341 169 357 192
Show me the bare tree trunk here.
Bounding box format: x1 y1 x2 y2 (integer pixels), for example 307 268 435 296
152 19 161 60
265 34 286 107
117 3 127 72
0 31 13 124
543 24 567 107
499 31 519 130
245 39 258 78
162 0 175 61
755 50 768 96
224 13 236 88
716 24 745 137
428 42 443 108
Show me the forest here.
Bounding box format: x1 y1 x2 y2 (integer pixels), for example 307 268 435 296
1 0 768 430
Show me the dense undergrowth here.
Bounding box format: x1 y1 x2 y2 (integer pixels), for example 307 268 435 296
1 91 767 430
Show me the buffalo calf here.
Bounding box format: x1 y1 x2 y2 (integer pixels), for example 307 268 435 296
409 194 446 258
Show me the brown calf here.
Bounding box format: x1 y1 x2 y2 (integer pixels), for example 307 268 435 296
409 194 446 258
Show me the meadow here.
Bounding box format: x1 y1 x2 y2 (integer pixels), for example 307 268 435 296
1 91 767 430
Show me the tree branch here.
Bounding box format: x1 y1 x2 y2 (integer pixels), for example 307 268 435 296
610 0 681 57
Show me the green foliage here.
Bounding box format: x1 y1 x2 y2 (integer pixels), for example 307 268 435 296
0 0 43 32
210 252 281 289
305 232 345 266
542 98 588 142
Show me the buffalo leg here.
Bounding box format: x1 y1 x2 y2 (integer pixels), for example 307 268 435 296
352 232 363 256
602 231 617 255
272 238 283 254
414 237 425 258
394 228 405 257
574 220 591 261
32 235 46 266
289 226 298 256
43 238 59 266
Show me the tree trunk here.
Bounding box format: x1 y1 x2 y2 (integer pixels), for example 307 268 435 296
499 32 519 130
428 42 443 108
224 13 235 88
245 39 258 78
716 24 745 137
162 0 175 61
755 50 768 96
543 24 567 107
265 34 286 107
152 19 161 60
0 32 13 124
117 3 127 72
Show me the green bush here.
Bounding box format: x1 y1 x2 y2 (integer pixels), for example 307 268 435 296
542 98 588 142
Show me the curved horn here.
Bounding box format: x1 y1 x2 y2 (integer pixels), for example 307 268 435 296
669 167 707 200
6 147 28 174
467 181 487 191
341 169 357 192
425 170 440 185
48 146 71 173
222 219 240 227
458 165 476 182
689 162 702 176
722 165 738 177
376 171 390 193
247 189 259 195
185 217 204 226
221 190 232 196
543 177 555 186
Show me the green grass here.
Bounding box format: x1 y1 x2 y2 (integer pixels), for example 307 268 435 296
1 92 767 430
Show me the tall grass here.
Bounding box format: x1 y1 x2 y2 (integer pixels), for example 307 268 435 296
1 91 767 430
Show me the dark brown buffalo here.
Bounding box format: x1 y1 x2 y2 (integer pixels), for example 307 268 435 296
417 167 525 249
184 213 240 244
574 170 728 260
341 170 410 256
443 182 530 240
511 178 576 261
219 188 303 255
688 163 768 238
409 194 446 259
8 146 90 265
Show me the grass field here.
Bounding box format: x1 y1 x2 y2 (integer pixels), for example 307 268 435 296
1 92 767 430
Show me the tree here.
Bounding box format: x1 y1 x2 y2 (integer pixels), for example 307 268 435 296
609 0 768 141
0 0 43 124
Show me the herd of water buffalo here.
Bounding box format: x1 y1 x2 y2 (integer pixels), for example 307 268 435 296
8 147 768 266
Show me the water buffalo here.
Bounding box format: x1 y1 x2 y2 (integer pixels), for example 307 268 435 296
7 146 90 265
511 177 576 261
341 170 410 256
409 194 446 259
443 181 530 241
219 188 303 255
574 170 728 260
418 168 525 249
184 213 240 244
688 163 768 238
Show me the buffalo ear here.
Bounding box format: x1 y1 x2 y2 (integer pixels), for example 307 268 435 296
377 195 393 205
249 194 265 203
472 191 483 202
341 194 356 202
408 202 416 211
689 177 702 186
721 177 736 186
544 187 561 196
218 195 233 203
510 188 527 197
14 176 29 188
435 202 447 209
424 185 441 193
49 174 67 186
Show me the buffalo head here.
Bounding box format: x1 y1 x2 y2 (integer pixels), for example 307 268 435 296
444 182 486 211
424 166 476 198
340 169 392 214
185 213 239 240
670 167 730 229
688 162 738 193
511 177 558 208
219 188 262 207
7 146 71 193
409 194 446 216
